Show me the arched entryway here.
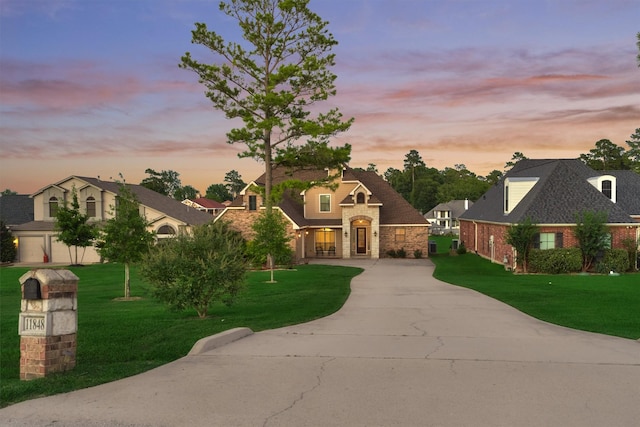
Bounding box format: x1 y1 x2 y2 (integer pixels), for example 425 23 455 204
350 217 372 256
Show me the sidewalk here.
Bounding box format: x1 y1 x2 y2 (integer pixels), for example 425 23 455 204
1 258 639 426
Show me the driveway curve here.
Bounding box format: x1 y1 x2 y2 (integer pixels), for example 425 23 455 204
2 259 639 426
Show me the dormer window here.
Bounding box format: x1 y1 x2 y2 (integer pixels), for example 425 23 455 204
601 180 612 199
587 175 616 203
503 177 538 214
356 192 365 204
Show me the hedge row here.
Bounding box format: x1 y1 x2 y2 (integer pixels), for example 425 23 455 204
528 248 582 274
528 248 631 274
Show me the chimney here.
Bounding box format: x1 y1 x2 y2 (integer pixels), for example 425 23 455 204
464 198 469 210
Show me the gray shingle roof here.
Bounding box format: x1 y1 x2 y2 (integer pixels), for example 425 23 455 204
460 159 637 224
76 177 214 226
0 195 34 226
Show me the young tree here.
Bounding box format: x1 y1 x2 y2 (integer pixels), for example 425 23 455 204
224 170 246 199
98 183 155 299
206 183 233 202
504 218 539 273
248 210 292 283
574 210 609 272
140 221 247 318
55 187 97 265
180 0 353 211
0 220 17 263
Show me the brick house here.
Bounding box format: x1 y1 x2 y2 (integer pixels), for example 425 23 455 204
459 159 640 268
215 166 430 259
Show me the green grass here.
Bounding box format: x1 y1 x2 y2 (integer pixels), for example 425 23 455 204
428 235 456 254
431 253 640 340
0 263 362 407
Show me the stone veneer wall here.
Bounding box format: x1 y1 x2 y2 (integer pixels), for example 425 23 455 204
341 204 380 258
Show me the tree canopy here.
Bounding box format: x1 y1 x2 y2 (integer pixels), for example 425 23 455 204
180 0 353 210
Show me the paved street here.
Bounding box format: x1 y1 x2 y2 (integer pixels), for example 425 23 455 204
1 258 639 426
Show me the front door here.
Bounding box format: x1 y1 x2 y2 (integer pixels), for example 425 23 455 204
356 228 367 254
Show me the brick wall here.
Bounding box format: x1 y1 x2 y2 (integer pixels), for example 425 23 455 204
460 220 638 266
20 334 76 380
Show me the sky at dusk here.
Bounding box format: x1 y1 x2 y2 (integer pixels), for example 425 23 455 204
1 0 639 195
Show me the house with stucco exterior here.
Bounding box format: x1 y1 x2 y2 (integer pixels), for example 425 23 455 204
459 159 640 268
216 166 430 259
11 176 213 264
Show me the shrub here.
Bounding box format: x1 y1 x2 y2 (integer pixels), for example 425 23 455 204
396 248 406 258
414 249 423 259
456 241 467 255
596 249 630 274
140 221 247 318
528 248 582 274
386 249 397 258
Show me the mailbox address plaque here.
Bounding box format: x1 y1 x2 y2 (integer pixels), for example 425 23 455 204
19 313 50 336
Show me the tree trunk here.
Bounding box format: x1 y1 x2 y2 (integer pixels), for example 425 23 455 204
264 130 273 211
124 263 131 298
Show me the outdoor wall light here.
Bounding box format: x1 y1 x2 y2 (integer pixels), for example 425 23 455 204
344 231 348 237
373 231 377 237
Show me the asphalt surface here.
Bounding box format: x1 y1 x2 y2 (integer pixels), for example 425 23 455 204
1 258 639 426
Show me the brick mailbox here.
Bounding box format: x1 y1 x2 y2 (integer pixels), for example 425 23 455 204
19 269 79 380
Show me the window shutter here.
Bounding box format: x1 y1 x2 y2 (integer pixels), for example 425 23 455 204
532 233 540 249
555 232 563 248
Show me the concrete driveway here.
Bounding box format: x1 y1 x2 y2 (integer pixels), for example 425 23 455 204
1 258 639 426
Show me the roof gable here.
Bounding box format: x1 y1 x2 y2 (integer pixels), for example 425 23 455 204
461 159 635 224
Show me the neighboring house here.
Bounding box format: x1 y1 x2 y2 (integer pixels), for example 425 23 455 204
424 199 473 235
11 176 213 264
182 197 226 216
0 194 34 226
459 159 640 267
216 166 430 259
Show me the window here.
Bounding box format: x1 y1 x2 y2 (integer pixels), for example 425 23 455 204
534 232 563 250
248 195 257 211
315 229 335 252
49 197 58 217
319 194 331 212
602 180 612 199
395 228 406 243
158 225 176 235
356 192 365 204
86 196 96 217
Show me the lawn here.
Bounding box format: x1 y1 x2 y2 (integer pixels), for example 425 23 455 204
430 253 640 340
0 263 362 407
